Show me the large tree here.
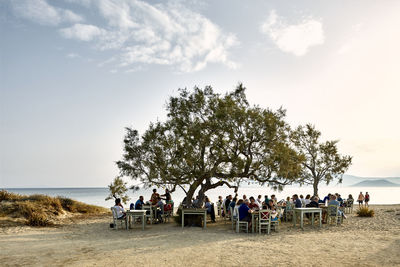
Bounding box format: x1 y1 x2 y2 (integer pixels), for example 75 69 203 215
117 85 303 206
290 124 352 196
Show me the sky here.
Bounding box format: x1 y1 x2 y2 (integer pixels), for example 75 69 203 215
1 0 400 188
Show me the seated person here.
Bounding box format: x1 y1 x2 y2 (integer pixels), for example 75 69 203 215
134 196 144 210
248 196 260 210
293 194 302 208
307 196 319 208
204 197 216 223
328 195 347 219
268 199 275 210
114 198 126 219
229 197 237 212
238 199 253 228
263 195 270 207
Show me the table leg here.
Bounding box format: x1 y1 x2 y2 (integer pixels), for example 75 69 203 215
293 210 296 227
252 214 255 233
319 210 322 227
204 211 206 229
142 214 145 230
300 211 304 229
312 212 314 226
182 211 184 229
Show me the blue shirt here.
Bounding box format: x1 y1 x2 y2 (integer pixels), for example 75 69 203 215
294 198 302 208
238 203 250 220
135 199 144 210
205 202 212 213
328 200 340 207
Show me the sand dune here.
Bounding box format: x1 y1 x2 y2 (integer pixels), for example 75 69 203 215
1 205 399 267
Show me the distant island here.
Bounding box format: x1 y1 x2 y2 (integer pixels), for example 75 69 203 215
351 179 400 187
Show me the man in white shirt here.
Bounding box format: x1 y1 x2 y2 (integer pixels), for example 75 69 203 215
256 195 263 207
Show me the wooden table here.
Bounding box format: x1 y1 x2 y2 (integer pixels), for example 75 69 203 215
126 210 146 230
293 208 322 229
181 208 207 229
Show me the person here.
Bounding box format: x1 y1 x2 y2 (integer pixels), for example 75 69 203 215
304 194 311 206
151 189 160 205
328 194 346 219
135 196 144 210
307 196 319 208
365 192 370 207
323 193 331 204
256 195 263 207
337 194 344 206
346 194 354 207
299 195 305 207
358 192 365 207
293 194 302 208
238 199 253 228
217 196 223 216
268 199 275 210
242 195 247 202
114 198 126 219
270 195 277 205
204 197 216 223
225 195 232 214
248 196 259 209
161 189 171 202
155 197 164 223
229 197 237 212
284 196 292 207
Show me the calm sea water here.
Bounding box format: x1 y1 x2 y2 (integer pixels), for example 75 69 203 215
3 185 400 208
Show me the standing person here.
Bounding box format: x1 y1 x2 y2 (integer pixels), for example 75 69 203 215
161 189 171 203
358 192 365 208
204 197 216 223
151 189 160 205
365 192 370 207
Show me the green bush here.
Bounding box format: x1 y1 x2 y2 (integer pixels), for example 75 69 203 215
356 207 374 217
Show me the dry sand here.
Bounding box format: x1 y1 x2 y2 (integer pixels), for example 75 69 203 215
1 205 399 267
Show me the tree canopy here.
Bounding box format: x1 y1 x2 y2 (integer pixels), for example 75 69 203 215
290 124 352 196
117 84 304 206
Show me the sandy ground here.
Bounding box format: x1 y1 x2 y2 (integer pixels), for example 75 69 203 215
1 205 399 267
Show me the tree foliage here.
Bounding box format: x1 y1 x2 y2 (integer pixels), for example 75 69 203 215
117 84 304 206
105 176 130 204
290 124 352 196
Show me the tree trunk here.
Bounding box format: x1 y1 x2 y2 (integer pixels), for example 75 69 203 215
313 178 319 197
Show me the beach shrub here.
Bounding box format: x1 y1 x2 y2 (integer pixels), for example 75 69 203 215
0 190 22 202
357 207 374 217
27 212 52 226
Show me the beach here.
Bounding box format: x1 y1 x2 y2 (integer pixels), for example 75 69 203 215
1 204 399 267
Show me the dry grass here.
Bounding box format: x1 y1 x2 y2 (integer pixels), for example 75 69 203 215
0 190 108 227
356 207 375 217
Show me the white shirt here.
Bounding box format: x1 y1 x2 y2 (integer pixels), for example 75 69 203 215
114 205 125 218
256 198 263 207
304 199 311 205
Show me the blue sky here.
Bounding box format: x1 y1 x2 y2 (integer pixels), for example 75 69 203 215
1 0 400 187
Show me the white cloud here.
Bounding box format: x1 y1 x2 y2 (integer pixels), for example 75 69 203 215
60 24 106 41
11 0 84 26
261 10 324 56
66 52 80 58
58 0 238 72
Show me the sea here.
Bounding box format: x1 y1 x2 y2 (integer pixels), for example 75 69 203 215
3 185 400 208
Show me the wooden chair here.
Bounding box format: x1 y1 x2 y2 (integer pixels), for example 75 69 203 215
234 206 248 233
223 204 230 223
142 205 154 224
258 209 271 234
110 207 127 230
344 200 353 214
327 205 342 226
230 206 238 230
284 204 294 222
